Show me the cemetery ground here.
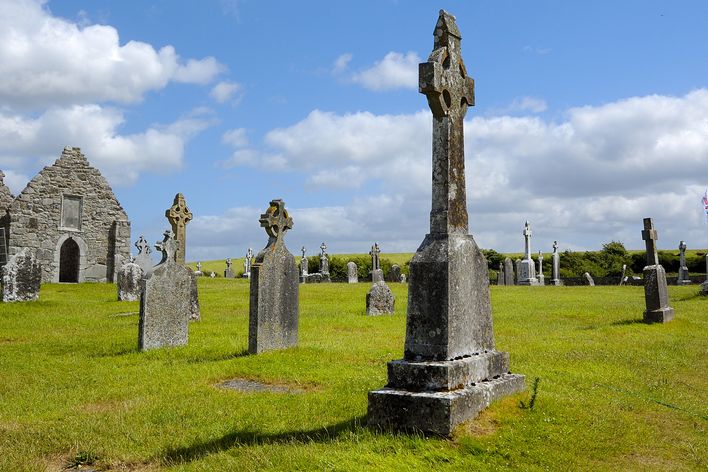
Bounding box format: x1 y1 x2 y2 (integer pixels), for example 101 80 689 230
0 281 706 471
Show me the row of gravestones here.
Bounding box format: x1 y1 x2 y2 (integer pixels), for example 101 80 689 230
1 11 704 438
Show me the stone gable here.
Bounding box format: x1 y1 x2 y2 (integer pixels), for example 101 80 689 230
6 146 130 283
0 171 13 213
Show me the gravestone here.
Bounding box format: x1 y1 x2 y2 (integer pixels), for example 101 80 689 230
300 246 308 283
369 243 383 282
515 259 522 285
700 254 708 295
188 268 201 321
497 262 504 286
366 281 395 315
551 241 561 286
224 258 234 278
641 218 674 323
248 199 299 354
583 272 595 286
503 257 515 285
165 193 193 266
138 230 192 350
134 236 155 278
319 242 331 282
518 221 539 285
537 251 545 286
347 261 358 283
243 248 253 279
1 248 41 302
117 257 142 301
388 264 402 283
368 11 525 436
677 241 691 285
619 264 627 286
195 261 203 276
400 274 407 283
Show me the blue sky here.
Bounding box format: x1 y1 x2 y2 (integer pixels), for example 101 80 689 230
1 0 708 261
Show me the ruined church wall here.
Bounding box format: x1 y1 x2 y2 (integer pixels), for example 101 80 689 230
7 147 130 283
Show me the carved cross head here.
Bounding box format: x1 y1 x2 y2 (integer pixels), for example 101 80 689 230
135 235 151 255
320 242 327 256
301 246 306 258
259 199 293 240
523 221 532 238
679 240 687 252
641 218 659 265
166 193 193 227
155 229 179 263
226 258 232 268
553 240 558 253
246 247 253 259
419 10 474 118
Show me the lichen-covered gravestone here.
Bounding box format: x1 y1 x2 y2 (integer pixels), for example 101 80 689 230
138 230 192 351
243 248 254 279
369 243 383 282
319 242 331 282
347 261 358 283
117 257 142 301
497 262 504 286
1 248 41 302
518 221 539 285
224 258 234 278
366 281 394 315
165 193 193 266
368 10 524 436
248 199 299 354
387 264 402 283
134 236 154 278
641 218 674 323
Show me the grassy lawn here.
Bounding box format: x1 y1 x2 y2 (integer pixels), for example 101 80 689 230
0 280 706 471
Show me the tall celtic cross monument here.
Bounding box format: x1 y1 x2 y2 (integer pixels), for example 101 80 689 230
368 10 525 436
165 193 193 265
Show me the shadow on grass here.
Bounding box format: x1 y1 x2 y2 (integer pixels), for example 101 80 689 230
161 415 366 464
674 292 704 302
186 349 250 364
609 318 646 326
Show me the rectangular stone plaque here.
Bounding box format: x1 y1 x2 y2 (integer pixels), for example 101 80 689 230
61 195 83 230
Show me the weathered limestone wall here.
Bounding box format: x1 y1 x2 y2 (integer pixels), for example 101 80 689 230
7 146 130 283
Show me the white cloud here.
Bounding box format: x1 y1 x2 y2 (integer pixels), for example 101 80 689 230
222 128 249 148
207 89 708 254
0 0 224 108
503 96 548 113
0 105 214 187
210 81 243 104
351 51 420 91
332 53 352 74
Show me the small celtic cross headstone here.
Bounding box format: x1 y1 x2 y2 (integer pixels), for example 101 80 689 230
135 236 151 255
165 193 193 265
155 229 178 266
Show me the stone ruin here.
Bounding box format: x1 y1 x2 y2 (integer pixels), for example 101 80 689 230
1 147 130 283
1 248 41 302
138 230 192 351
368 11 525 435
248 199 299 354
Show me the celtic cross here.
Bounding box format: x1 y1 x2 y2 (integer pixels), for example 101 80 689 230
369 242 381 271
419 10 475 235
165 193 193 265
155 229 178 264
523 221 532 259
642 218 659 266
135 235 151 255
259 199 293 242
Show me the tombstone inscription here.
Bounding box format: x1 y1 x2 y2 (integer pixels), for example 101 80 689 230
368 11 524 436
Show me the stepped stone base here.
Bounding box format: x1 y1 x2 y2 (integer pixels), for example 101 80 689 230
644 307 674 323
368 373 525 436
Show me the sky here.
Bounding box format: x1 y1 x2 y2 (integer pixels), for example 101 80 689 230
1 0 708 262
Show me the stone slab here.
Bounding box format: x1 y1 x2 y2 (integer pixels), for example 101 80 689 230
387 351 509 391
368 373 525 436
366 281 395 316
643 264 673 323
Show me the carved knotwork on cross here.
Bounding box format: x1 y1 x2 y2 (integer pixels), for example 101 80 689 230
419 10 474 119
135 235 151 255
165 193 193 265
155 229 179 264
259 199 293 241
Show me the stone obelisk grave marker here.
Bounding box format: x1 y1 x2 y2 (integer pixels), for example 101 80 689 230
368 10 525 436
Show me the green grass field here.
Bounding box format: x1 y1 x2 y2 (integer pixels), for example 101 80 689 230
0 280 706 471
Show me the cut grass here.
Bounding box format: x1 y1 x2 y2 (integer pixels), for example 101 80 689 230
0 280 706 471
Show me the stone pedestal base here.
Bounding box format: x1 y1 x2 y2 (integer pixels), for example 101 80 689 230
368 351 525 436
369 373 525 436
700 281 708 296
644 307 675 323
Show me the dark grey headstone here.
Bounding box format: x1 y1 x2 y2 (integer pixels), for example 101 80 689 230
368 10 524 436
503 257 515 285
117 260 142 301
138 230 192 351
1 248 41 302
641 218 674 323
700 254 708 296
497 262 504 286
248 199 299 354
366 281 395 315
188 268 201 321
676 241 691 285
387 264 402 283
